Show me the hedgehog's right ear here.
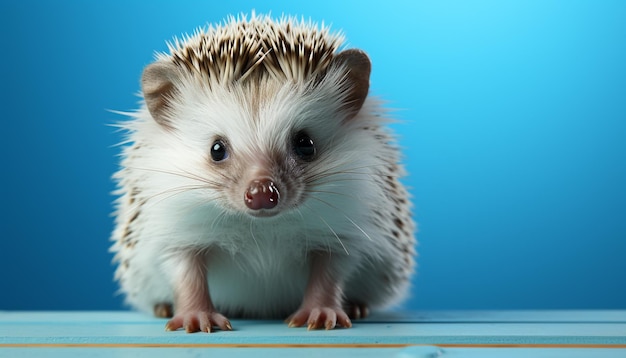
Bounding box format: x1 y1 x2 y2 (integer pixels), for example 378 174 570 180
141 61 179 129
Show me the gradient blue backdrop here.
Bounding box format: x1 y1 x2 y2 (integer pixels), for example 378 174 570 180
1 1 624 311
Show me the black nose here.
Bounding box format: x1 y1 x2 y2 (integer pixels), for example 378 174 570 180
244 179 280 210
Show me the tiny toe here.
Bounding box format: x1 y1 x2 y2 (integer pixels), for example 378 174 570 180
184 317 200 333
224 320 233 331
324 310 337 330
346 302 369 320
165 317 182 331
154 303 174 318
337 312 352 328
287 312 308 328
199 315 211 333
307 309 323 330
213 314 232 331
360 305 370 319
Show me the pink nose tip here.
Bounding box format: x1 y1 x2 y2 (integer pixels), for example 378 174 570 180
244 179 280 210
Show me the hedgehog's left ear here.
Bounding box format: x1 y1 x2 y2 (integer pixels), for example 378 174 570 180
332 49 371 120
142 61 179 129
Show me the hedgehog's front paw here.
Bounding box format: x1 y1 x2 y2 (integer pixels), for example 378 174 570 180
165 310 232 333
286 306 352 330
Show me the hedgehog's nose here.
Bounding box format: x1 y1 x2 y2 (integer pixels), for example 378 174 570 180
244 179 280 210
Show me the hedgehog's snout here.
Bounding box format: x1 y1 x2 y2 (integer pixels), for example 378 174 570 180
244 178 280 212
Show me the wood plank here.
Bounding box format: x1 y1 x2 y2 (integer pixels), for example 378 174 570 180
1 347 626 358
1 311 624 346
1 311 625 357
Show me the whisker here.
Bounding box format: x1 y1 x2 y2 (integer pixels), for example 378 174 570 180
127 184 210 213
171 165 215 185
146 187 206 210
308 161 387 177
124 166 223 188
318 167 399 179
304 165 391 186
306 194 373 242
305 189 358 200
292 207 309 256
305 169 370 183
209 208 230 232
308 169 405 189
306 176 374 187
300 202 349 256
249 218 262 255
305 161 398 184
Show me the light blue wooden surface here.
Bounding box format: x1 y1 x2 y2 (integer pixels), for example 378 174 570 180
1 311 625 357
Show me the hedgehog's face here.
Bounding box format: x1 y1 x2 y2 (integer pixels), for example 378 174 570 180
140 50 371 218
201 121 317 218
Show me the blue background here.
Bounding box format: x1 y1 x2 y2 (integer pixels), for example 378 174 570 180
1 1 624 311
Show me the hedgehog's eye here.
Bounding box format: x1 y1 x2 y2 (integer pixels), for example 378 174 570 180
210 139 228 162
293 131 316 161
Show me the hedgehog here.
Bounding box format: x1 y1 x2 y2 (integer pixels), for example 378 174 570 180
110 13 416 332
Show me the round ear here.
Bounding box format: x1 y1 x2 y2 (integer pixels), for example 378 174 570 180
141 61 179 129
331 49 371 119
